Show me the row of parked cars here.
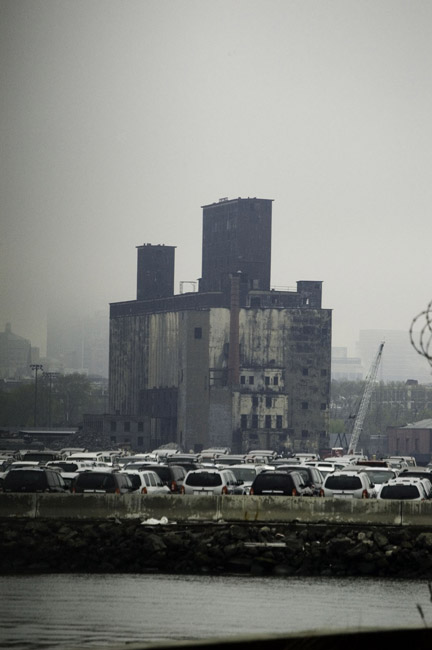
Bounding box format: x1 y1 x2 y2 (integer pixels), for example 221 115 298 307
1 448 432 501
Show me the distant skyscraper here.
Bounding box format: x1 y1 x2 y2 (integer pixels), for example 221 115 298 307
357 330 431 384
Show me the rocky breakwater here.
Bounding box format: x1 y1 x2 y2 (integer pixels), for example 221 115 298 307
3 519 432 578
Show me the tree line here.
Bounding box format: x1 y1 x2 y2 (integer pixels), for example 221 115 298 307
330 379 432 438
0 374 106 427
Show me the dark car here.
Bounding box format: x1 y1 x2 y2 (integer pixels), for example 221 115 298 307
2 467 68 493
250 470 312 496
72 470 133 494
144 464 186 493
278 465 325 496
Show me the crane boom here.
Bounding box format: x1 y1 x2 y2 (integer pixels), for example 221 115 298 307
348 342 384 455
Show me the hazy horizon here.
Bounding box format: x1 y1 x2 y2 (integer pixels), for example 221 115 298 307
2 0 431 361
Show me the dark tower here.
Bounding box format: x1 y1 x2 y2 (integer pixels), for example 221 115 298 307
136 244 176 301
200 197 273 293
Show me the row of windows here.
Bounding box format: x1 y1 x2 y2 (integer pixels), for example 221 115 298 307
248 397 327 410
241 375 279 386
302 402 328 410
241 414 284 429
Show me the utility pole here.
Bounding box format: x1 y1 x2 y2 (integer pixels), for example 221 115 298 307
30 364 43 427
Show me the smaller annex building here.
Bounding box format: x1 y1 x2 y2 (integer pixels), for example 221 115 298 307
387 418 432 465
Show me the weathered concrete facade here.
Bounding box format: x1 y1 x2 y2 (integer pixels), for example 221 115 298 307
104 197 332 453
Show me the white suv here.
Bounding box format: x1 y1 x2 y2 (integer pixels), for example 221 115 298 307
181 468 238 495
379 477 432 501
323 470 377 499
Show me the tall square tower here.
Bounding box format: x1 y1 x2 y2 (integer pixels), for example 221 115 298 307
200 197 272 293
136 244 175 301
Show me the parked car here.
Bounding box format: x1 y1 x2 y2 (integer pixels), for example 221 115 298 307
249 470 312 496
217 464 264 494
144 464 187 493
181 468 238 495
360 467 399 496
379 477 431 501
1 467 68 493
72 470 134 494
121 469 171 495
277 464 325 496
399 469 432 481
322 471 376 499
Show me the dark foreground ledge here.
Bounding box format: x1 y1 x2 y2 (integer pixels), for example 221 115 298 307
65 627 432 650
3 518 432 578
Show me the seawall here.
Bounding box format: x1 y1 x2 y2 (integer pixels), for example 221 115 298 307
2 494 432 577
2 492 432 526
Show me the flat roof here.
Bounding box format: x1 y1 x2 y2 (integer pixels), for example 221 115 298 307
201 197 274 208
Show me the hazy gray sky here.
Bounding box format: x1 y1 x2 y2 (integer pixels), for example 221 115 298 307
1 0 431 356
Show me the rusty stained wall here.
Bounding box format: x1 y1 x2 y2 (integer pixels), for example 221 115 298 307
109 311 181 416
238 307 331 451
177 310 211 452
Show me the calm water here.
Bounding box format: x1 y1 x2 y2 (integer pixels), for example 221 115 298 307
0 573 430 649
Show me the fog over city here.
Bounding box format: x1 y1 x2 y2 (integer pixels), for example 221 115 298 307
1 0 431 358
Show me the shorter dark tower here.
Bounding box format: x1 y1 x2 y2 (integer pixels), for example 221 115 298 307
200 197 273 293
136 244 175 301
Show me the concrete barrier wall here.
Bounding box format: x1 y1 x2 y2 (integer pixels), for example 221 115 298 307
2 493 432 525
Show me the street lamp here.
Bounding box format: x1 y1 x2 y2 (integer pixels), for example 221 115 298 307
30 363 43 427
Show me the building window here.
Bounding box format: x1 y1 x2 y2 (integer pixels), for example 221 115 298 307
241 414 248 429
301 430 309 438
249 376 254 385
273 376 279 386
240 375 246 385
276 415 283 428
138 421 144 432
194 327 202 339
110 421 116 432
265 415 272 428
252 395 259 407
265 376 270 385
319 431 326 438
124 421 130 432
320 403 327 411
302 368 309 376
266 396 272 408
321 369 327 377
137 437 144 447
302 402 308 410
252 414 258 429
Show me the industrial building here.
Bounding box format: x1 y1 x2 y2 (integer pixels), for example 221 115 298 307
97 197 331 454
